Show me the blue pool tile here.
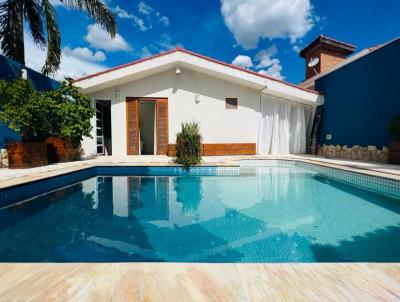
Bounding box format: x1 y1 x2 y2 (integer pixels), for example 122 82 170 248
0 161 399 262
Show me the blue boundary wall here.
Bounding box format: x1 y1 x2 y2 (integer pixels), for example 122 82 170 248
0 54 59 148
316 38 400 149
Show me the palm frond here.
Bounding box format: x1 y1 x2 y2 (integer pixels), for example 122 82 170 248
41 0 61 75
0 0 25 62
62 0 116 37
0 0 116 74
24 0 46 47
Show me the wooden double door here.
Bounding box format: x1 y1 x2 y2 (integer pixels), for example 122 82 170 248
126 97 168 155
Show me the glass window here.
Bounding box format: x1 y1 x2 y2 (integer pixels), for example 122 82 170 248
226 98 238 109
97 146 103 154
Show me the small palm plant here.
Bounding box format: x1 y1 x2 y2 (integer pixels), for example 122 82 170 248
175 122 203 168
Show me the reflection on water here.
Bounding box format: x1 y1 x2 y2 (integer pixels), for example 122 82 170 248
174 176 202 214
97 177 113 219
0 165 400 262
0 184 96 262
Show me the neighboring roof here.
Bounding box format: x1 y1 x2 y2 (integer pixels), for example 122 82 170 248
299 35 356 58
0 54 59 91
74 48 323 105
299 36 400 89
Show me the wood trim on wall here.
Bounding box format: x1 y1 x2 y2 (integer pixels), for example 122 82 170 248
126 97 140 155
203 143 255 156
156 98 169 155
126 97 168 155
167 143 256 157
167 144 176 157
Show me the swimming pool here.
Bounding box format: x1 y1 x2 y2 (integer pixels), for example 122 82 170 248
0 160 399 262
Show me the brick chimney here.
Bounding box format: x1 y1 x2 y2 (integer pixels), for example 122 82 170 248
300 35 356 80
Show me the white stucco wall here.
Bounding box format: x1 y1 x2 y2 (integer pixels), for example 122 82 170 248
83 67 262 156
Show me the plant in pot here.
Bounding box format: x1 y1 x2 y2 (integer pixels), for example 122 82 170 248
388 114 400 164
175 122 203 169
0 79 52 168
45 82 95 163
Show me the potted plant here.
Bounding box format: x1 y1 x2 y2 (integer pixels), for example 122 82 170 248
0 79 95 168
0 79 51 168
388 114 400 164
175 122 203 169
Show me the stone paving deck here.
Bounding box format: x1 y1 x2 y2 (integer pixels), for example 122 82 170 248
0 263 399 302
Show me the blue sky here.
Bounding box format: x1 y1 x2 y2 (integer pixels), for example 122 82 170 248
25 0 400 84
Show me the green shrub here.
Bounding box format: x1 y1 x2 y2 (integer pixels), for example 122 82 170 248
0 79 51 141
46 82 95 145
0 79 95 144
175 122 203 168
388 114 400 141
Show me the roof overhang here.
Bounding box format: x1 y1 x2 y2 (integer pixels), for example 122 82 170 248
74 48 323 106
300 35 356 58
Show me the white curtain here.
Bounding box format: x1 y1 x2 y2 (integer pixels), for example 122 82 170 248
258 94 312 155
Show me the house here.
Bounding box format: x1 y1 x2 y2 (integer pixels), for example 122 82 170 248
298 35 400 161
74 48 323 157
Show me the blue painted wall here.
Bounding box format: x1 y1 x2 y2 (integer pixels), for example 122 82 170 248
316 38 400 149
0 54 59 148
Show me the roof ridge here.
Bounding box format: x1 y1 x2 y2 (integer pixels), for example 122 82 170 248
74 48 321 95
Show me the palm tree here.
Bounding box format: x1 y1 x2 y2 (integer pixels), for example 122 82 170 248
0 0 116 75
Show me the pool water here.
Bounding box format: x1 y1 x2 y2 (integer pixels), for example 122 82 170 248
1 163 399 262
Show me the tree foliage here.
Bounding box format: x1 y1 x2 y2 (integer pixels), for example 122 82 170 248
46 82 95 144
175 122 203 168
0 79 51 141
0 79 95 143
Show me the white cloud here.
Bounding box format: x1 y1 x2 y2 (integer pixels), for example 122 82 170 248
254 45 277 69
137 1 170 27
292 45 301 53
138 34 182 58
133 15 152 31
113 5 152 31
231 55 253 68
232 44 284 80
258 63 283 80
23 33 107 81
159 16 170 26
220 0 315 49
84 24 132 52
138 1 153 15
114 5 134 19
156 34 182 51
254 45 283 79
114 3 169 31
63 46 106 62
140 46 152 58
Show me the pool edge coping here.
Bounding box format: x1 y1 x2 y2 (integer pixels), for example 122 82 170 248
0 157 399 191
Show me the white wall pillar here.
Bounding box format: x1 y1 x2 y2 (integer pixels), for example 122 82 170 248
81 99 96 157
111 95 127 156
